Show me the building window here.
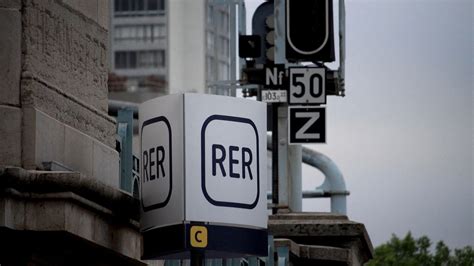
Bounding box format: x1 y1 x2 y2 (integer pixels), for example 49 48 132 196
219 10 229 33
148 0 165 11
148 0 158 10
115 51 137 69
218 36 229 57
207 5 214 25
115 50 165 69
153 24 166 39
114 24 166 43
138 51 154 68
114 0 165 16
207 31 215 54
115 51 127 69
138 50 165 68
218 62 230 80
137 0 145 10
206 57 216 81
136 26 144 40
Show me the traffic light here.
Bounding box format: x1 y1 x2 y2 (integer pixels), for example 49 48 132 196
286 0 335 62
251 1 274 65
239 35 261 59
239 1 274 87
263 14 275 62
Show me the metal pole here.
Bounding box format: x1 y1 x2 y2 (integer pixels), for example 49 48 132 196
238 0 247 93
271 104 279 213
229 0 237 96
339 0 346 96
302 147 347 214
274 0 302 212
267 135 349 215
277 106 288 209
191 252 204 266
288 144 302 211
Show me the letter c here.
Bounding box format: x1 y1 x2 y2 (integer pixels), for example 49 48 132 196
190 226 207 248
195 231 203 243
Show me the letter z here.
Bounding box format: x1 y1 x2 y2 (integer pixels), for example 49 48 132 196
295 112 320 140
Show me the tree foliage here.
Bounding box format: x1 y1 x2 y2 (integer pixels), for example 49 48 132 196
366 232 474 266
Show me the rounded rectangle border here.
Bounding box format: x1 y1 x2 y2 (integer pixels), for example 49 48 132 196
200 115 260 209
141 116 173 212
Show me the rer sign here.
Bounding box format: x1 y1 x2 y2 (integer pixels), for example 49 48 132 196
201 115 260 209
140 93 267 259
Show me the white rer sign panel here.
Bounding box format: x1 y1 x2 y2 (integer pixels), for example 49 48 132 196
288 106 326 144
185 94 266 228
200 115 259 208
288 67 326 105
140 95 184 231
140 93 267 232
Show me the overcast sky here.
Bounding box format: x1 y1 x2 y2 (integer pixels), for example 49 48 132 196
245 0 473 249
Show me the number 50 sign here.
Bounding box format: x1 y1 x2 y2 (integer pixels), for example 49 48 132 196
288 67 326 105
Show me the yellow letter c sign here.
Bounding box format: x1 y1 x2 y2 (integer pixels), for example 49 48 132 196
190 226 208 248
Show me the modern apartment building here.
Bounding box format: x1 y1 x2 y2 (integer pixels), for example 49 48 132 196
205 3 231 84
108 0 232 102
108 0 168 102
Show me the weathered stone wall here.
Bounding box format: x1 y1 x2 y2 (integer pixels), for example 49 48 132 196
0 1 142 264
22 0 108 112
0 0 118 185
21 76 115 148
20 0 115 148
0 0 22 167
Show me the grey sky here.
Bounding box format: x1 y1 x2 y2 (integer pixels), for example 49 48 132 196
246 0 473 248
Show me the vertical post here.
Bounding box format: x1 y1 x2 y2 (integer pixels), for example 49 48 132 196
267 235 275 266
191 252 204 266
331 195 347 215
228 258 241 266
117 108 133 193
229 0 237 96
277 107 288 209
288 144 302 211
271 104 279 213
248 257 258 266
165 260 180 266
339 0 346 96
238 0 246 90
274 0 302 212
276 246 289 266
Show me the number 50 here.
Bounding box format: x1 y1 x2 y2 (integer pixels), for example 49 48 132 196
289 68 326 104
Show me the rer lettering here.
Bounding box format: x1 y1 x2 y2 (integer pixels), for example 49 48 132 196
211 144 253 180
143 146 166 182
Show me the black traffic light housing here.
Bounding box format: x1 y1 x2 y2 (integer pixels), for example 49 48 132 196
251 1 275 65
286 0 335 62
240 1 274 87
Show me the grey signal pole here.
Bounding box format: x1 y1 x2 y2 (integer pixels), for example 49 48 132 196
274 0 302 212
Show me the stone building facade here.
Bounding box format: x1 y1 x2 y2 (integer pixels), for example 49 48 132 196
0 0 146 264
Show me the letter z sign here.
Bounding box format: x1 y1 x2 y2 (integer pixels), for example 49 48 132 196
289 67 326 105
288 106 326 144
